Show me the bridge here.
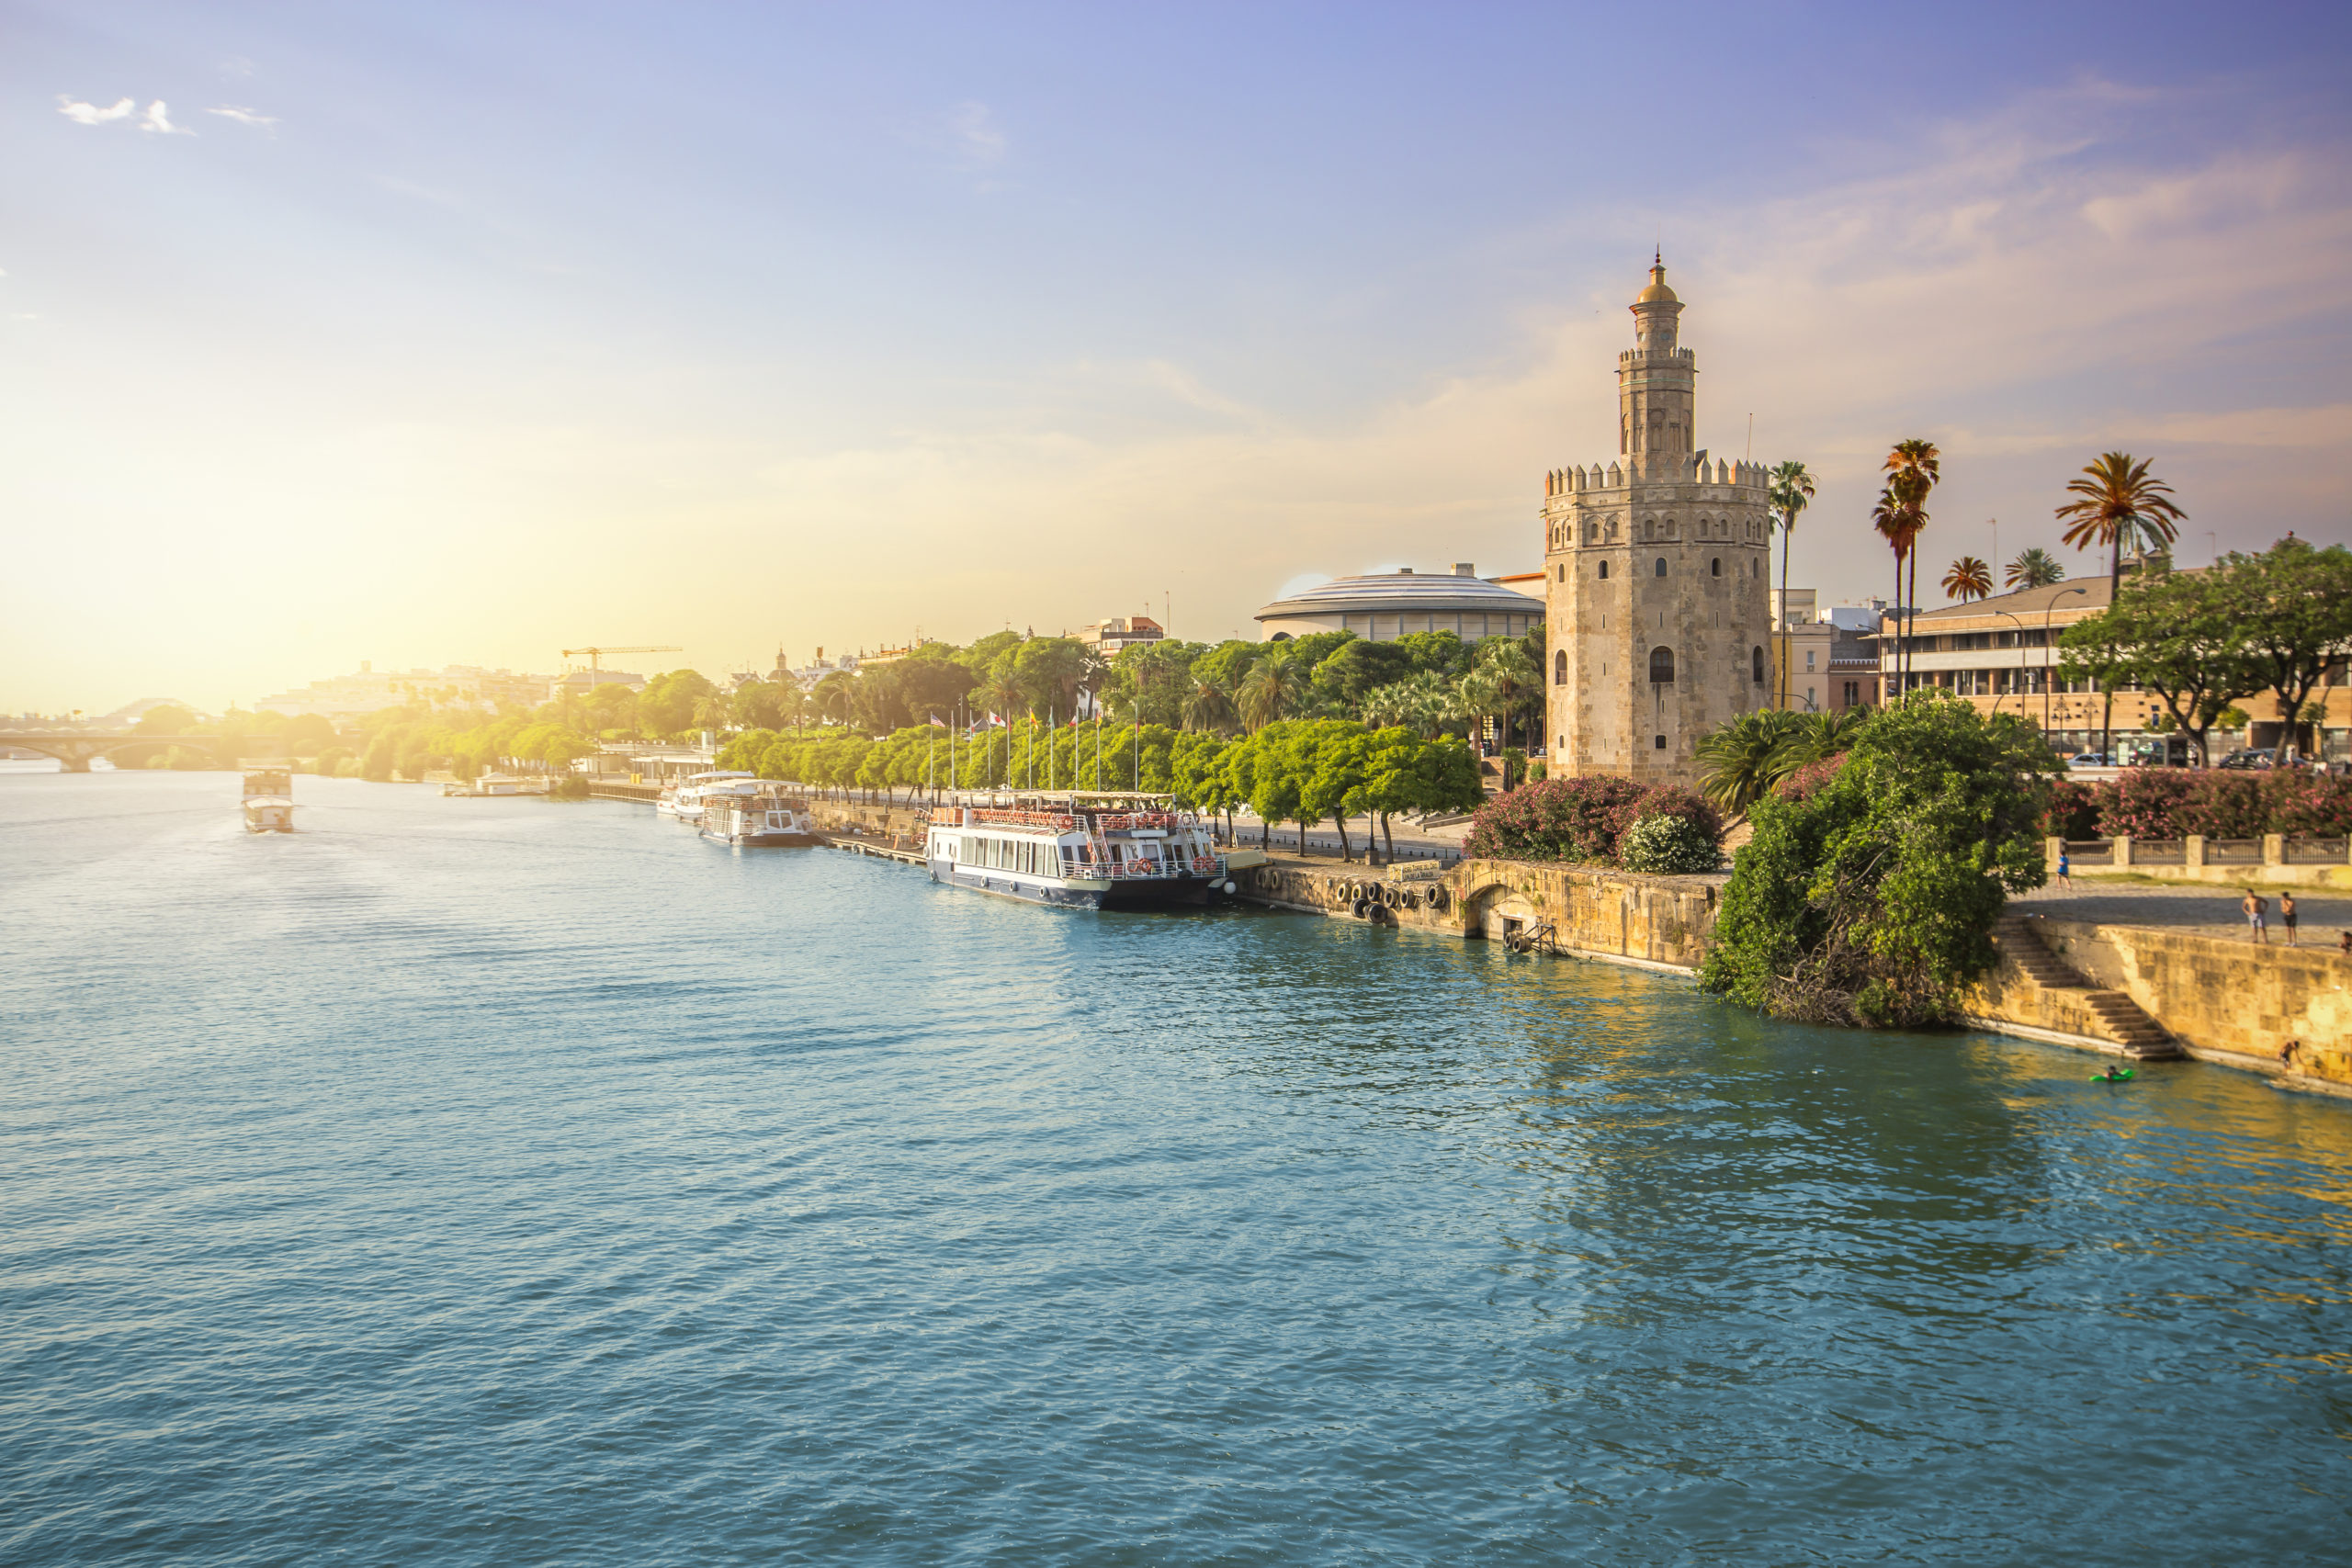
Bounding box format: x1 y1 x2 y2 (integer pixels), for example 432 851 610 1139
1 733 242 773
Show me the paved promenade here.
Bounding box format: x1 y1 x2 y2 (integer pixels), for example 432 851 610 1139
2015 879 2352 944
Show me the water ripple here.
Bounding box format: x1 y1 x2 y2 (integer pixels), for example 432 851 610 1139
3 772 2348 1566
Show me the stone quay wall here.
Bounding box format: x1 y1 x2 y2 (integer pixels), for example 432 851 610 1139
740 799 2342 1093
1237 855 1724 974
2025 918 2352 1086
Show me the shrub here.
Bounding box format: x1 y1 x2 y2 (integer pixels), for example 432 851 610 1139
1618 813 1720 874
2039 777 2101 840
1701 694 2055 1029
1464 776 1721 866
2067 770 2352 840
547 775 591 801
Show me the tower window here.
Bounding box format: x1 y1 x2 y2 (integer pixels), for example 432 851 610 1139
1649 647 1675 684
1655 558 1668 578
1752 646 1766 684
1711 558 1721 576
1655 734 1667 750
1598 560 1609 581
1557 564 1565 581
1554 649 1567 685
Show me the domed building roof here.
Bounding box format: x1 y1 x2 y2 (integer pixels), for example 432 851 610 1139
1253 566 1543 642
1635 259 1678 305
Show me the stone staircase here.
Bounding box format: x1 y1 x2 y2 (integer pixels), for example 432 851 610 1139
1996 916 2181 1059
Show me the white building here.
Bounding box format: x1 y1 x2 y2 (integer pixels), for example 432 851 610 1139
1253 565 1543 642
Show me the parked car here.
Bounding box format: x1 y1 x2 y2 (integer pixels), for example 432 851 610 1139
2066 751 2111 768
2216 749 2271 770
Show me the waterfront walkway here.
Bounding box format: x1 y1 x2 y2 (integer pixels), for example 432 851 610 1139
2014 880 2352 944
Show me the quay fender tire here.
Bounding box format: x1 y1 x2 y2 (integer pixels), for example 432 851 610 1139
1351 898 1369 919
1383 887 1400 908
1428 887 1448 912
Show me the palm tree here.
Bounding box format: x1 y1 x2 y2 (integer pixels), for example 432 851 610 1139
1459 639 1541 764
1942 555 1992 603
1775 707 1866 772
1181 675 1238 734
1768 459 1816 709
2055 452 2186 594
1696 709 1800 817
2055 450 2186 760
1871 486 1922 700
1364 670 1459 739
1238 649 1305 731
1884 439 1941 691
2005 547 2064 590
981 669 1026 728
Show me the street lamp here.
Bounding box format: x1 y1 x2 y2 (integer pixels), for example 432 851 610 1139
1989 610 2028 716
2043 587 2089 744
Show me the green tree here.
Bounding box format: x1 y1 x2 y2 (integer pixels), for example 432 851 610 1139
731 680 786 731
1191 639 1262 694
1013 637 1093 718
1108 638 1201 726
1310 637 1415 714
2210 536 2352 763
1298 724 1374 860
1769 458 1816 709
1392 628 1469 679
639 670 717 736
2056 562 2265 767
1700 694 2055 1028
134 703 198 735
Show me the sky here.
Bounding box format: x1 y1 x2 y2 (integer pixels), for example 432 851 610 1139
5 0 2350 713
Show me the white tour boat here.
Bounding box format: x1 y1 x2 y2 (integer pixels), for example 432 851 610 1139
658 771 759 825
242 765 295 834
700 788 820 848
923 792 1238 910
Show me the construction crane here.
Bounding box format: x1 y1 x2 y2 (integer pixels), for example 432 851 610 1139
561 645 681 673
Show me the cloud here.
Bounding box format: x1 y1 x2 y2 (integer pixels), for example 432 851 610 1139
57 96 135 125
948 100 1006 167
139 101 194 135
206 105 278 130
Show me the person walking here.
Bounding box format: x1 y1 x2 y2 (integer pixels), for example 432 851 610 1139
2244 890 2267 944
2280 891 2298 947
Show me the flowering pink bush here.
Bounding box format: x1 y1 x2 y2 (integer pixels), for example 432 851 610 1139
1773 754 1850 805
1464 776 1721 865
2052 770 2352 840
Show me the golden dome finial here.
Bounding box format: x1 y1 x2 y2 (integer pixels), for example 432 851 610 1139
1636 254 1678 306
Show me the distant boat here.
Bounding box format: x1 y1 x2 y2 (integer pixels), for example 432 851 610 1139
442 774 546 797
242 765 295 833
924 792 1238 910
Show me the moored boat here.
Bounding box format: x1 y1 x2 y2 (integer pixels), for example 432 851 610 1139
658 771 759 825
923 792 1237 910
699 788 820 847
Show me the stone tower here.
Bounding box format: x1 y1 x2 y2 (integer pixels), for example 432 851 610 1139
1541 260 1775 784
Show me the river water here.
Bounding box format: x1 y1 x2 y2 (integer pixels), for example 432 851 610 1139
4 771 2347 1565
